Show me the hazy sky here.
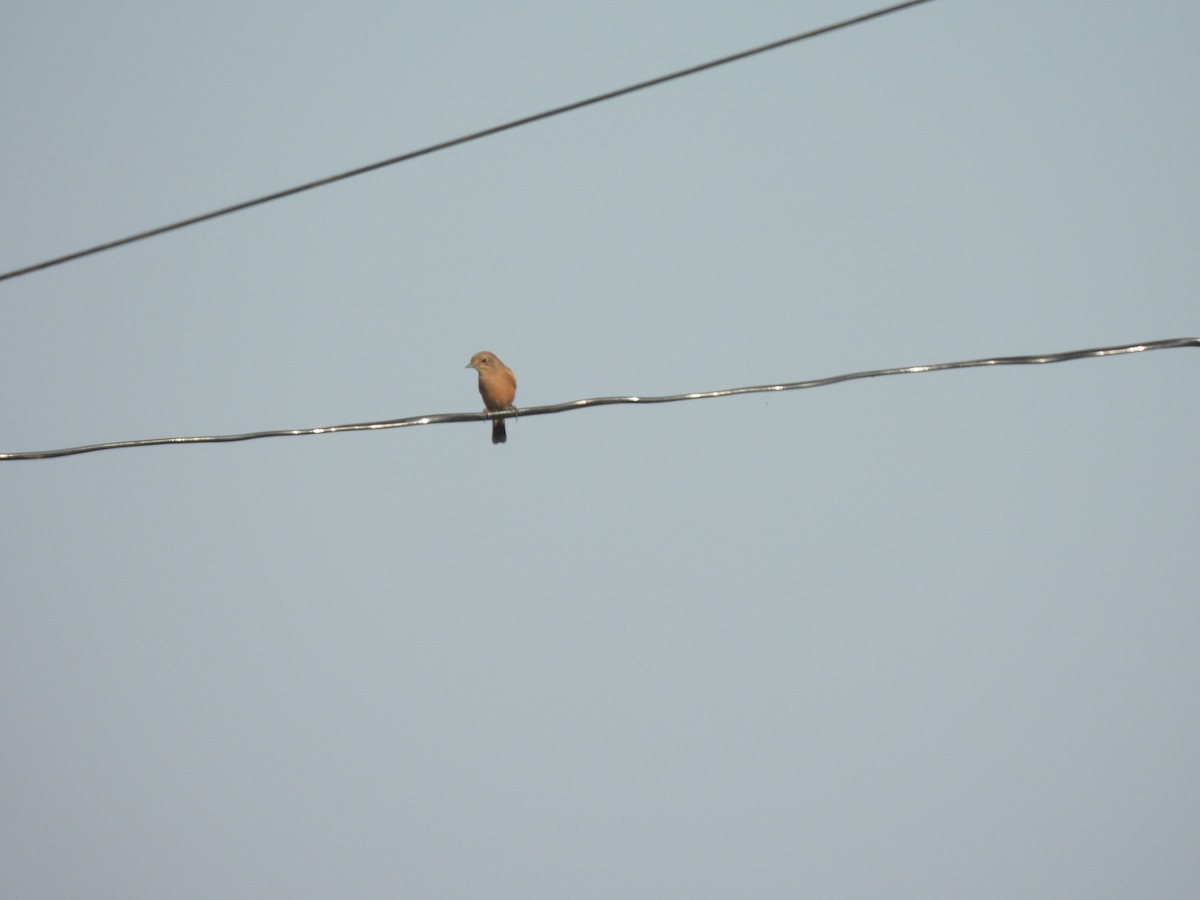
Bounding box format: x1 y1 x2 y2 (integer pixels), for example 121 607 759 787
3 2 1198 897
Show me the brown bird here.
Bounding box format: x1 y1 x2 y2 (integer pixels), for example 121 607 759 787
466 351 517 445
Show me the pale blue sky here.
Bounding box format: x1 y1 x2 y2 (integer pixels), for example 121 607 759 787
3 2 1198 897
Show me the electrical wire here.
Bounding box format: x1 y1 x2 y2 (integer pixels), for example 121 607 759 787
3 337 1194 461
0 0 936 284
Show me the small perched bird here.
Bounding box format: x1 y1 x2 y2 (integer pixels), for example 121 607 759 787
466 351 517 445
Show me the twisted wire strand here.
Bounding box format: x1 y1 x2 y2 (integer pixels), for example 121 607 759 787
3 337 1194 461
0 0 936 283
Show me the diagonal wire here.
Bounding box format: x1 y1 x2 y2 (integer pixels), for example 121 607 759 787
3 337 1195 461
0 0 936 284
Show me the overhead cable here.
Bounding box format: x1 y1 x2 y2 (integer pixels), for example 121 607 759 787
3 336 1193 461
0 0 936 284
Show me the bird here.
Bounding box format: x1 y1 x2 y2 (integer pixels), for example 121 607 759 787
466 351 517 445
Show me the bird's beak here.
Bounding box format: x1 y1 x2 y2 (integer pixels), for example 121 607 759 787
465 363 475 370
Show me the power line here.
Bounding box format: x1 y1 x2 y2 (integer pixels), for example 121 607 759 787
0 0 937 284
3 337 1194 461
